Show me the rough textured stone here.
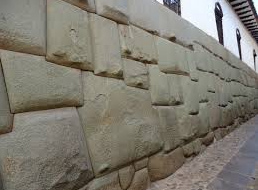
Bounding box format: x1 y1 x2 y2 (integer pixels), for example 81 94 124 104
208 103 221 129
119 165 135 190
78 72 162 176
122 59 149 89
156 36 189 75
134 158 148 171
83 172 122 190
0 0 46 55
198 103 210 136
0 62 13 134
186 50 199 82
89 13 122 78
119 25 158 64
148 148 185 182
0 108 93 190
62 0 96 12
1 50 83 113
128 168 149 190
167 74 184 105
47 0 93 70
95 0 128 24
201 132 214 146
182 139 202 157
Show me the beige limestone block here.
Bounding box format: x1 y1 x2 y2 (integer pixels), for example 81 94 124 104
1 50 83 113
62 0 96 12
122 58 149 89
89 13 123 78
127 168 149 190
167 74 184 105
182 139 202 157
197 71 209 103
84 172 122 190
197 103 210 137
134 157 148 171
119 25 158 64
78 72 162 176
186 50 199 82
95 0 129 24
208 103 221 129
0 108 93 190
0 0 46 55
0 61 13 134
47 0 93 71
148 65 170 105
119 165 135 190
156 37 189 75
148 148 185 182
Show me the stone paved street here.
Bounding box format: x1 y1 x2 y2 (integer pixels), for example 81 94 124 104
148 115 258 190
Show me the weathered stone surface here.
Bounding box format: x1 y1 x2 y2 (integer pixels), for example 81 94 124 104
182 139 202 157
89 13 122 78
0 108 93 190
95 0 128 24
148 148 185 182
201 132 214 146
156 37 189 75
47 0 93 70
119 25 158 64
128 168 149 190
197 71 209 103
0 0 46 55
1 50 83 113
197 103 210 136
122 59 149 89
62 0 96 12
167 74 184 105
0 174 3 190
186 50 199 82
180 76 199 115
220 105 234 127
0 61 13 134
84 172 122 190
134 158 148 171
119 165 135 190
78 72 162 176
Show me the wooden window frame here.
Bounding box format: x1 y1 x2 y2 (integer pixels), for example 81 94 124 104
215 2 224 45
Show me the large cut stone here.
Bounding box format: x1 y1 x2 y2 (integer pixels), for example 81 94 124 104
122 58 149 89
197 103 210 136
0 61 13 134
134 158 148 171
0 108 93 190
47 0 93 70
186 50 199 82
78 72 163 176
89 13 122 78
62 0 96 12
82 172 122 190
148 148 185 182
182 139 202 157
0 0 46 55
1 51 83 113
119 165 135 190
119 25 158 64
95 0 129 24
127 168 149 190
157 106 199 153
156 37 189 75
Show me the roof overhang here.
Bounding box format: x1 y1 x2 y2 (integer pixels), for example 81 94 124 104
228 0 258 43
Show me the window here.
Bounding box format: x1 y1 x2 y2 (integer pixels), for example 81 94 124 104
215 2 224 45
236 29 242 60
254 50 257 71
163 0 181 15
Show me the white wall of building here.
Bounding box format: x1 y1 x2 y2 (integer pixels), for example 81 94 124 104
156 0 258 70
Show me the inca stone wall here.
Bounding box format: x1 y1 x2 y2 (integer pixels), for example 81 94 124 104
1 0 258 190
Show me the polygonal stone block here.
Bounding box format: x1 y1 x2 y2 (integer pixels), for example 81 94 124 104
89 13 123 78
95 0 129 24
119 165 135 190
197 103 210 136
1 50 83 113
182 139 202 157
0 61 13 134
127 168 149 190
0 0 46 55
186 50 199 82
78 72 162 176
156 37 189 75
119 25 158 64
0 108 94 190
47 0 93 70
148 148 185 182
122 58 149 89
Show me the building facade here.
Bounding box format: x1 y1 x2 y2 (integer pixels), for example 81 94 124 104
157 0 258 71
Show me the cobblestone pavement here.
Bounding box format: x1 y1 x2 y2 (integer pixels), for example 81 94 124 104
148 116 258 190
